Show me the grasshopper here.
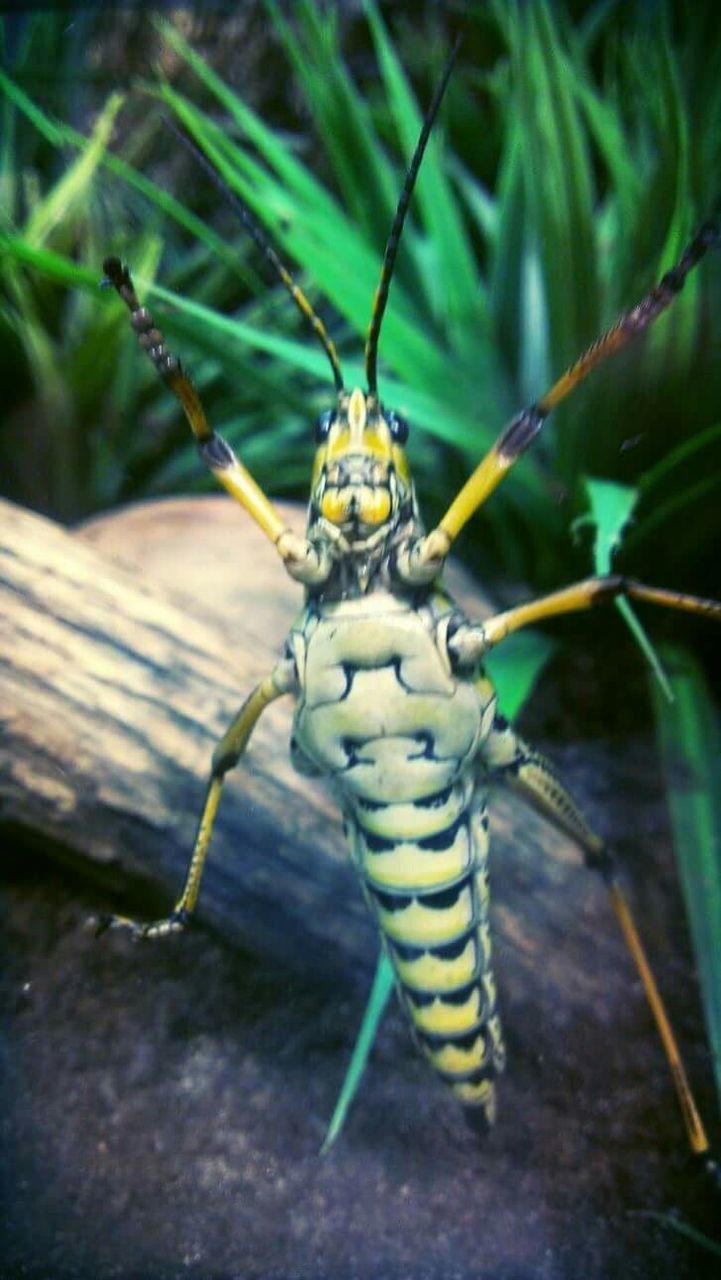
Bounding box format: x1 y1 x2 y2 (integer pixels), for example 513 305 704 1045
100 42 720 1171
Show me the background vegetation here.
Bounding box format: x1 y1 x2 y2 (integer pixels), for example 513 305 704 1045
2 2 720 597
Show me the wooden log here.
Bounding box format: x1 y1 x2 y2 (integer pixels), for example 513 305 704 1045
1 494 623 1012
1 495 364 978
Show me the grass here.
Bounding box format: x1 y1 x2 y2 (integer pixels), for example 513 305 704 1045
2 3 720 589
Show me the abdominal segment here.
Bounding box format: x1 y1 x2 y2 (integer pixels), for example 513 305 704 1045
347 788 505 1122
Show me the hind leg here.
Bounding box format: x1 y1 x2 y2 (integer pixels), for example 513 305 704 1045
479 713 715 1171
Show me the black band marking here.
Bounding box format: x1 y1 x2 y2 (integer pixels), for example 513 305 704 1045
200 434 235 470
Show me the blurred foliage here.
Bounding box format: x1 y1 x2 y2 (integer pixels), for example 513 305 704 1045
1 0 720 599
650 645 721 1119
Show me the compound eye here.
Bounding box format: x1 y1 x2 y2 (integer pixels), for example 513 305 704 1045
314 410 334 443
386 410 409 445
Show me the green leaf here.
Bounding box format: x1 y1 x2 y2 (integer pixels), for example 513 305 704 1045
320 950 395 1154
649 646 721 1118
264 0 398 245
364 0 483 346
580 477 672 700
23 92 123 247
485 630 557 721
581 476 637 573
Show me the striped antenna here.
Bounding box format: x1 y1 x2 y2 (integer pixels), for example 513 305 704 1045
364 35 462 397
168 118 345 393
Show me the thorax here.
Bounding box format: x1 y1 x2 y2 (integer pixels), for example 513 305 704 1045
288 587 494 803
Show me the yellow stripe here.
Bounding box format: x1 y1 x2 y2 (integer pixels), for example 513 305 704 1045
427 1032 488 1077
375 884 476 946
451 1078 495 1113
362 827 472 891
408 986 484 1036
394 938 478 993
353 790 466 841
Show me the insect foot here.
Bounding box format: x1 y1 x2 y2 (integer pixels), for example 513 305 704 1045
94 908 190 940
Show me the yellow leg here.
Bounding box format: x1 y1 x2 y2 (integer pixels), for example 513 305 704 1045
396 221 720 566
98 660 295 940
481 715 715 1164
101 258 333 584
609 882 710 1158
482 575 721 648
447 575 721 667
102 257 288 539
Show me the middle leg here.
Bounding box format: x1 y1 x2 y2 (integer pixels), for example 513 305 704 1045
99 657 296 939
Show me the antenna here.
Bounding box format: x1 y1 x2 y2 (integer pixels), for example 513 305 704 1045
364 35 462 397
168 118 345 393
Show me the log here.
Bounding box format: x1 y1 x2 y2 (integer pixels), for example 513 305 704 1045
1 495 367 978
0 494 642 1011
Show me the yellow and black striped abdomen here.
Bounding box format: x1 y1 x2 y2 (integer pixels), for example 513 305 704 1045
290 591 504 1121
348 788 505 1121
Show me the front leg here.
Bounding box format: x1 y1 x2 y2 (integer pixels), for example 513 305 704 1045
421 220 720 553
101 258 332 587
98 658 296 939
390 528 452 585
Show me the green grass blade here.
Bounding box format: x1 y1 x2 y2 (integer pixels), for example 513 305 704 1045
485 631 557 721
567 69 642 233
23 92 123 246
641 33 698 377
154 17 346 226
1 234 100 289
624 424 721 552
0 226 522 469
631 473 721 553
508 1 600 479
364 1 483 347
153 83 445 382
0 69 255 284
629 1211 721 1259
264 0 398 244
638 423 721 497
320 950 395 1154
448 157 497 247
580 477 672 699
0 65 65 148
649 645 721 1115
